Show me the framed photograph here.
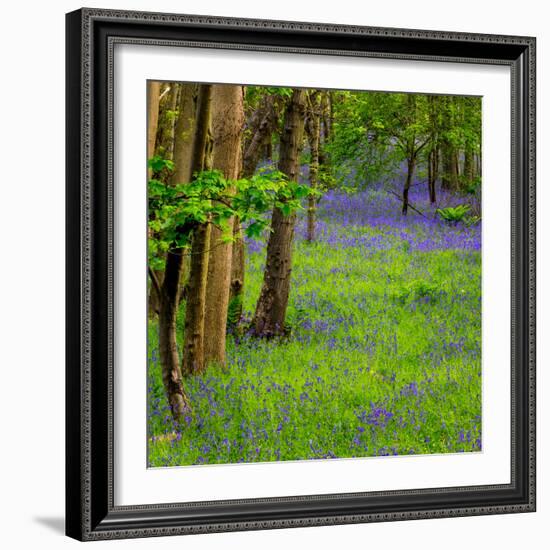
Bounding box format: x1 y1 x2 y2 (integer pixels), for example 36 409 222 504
65 8 536 541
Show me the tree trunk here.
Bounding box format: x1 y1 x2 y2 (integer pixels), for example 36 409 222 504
204 85 245 367
183 223 211 375
242 94 277 178
149 85 197 320
157 252 190 418
147 82 179 318
441 141 458 191
170 84 197 186
148 269 163 319
147 81 161 179
428 146 438 203
252 89 306 337
154 85 198 419
182 84 213 375
402 157 416 215
147 82 163 317
463 147 474 185
229 217 245 324
229 92 278 325
306 92 321 242
154 83 179 161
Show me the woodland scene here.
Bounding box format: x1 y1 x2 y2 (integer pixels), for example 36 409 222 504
147 81 482 466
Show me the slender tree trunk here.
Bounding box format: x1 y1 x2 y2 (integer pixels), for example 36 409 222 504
427 95 439 204
154 86 198 419
263 137 273 160
204 85 245 367
252 89 306 337
229 92 278 324
242 94 277 178
147 82 163 317
229 217 245 324
148 84 181 319
428 147 438 203
155 83 179 161
182 84 213 375
441 141 458 191
183 223 211 375
157 252 190 418
463 147 474 184
148 269 164 319
306 92 321 242
150 85 196 320
147 81 161 179
402 157 416 215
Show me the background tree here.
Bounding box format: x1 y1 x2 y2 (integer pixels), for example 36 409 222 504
305 90 322 242
228 89 283 324
252 88 307 336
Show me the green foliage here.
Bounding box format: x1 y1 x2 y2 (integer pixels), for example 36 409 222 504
464 215 481 228
148 155 174 174
464 176 481 195
436 205 471 224
393 280 446 304
325 91 481 193
227 295 243 327
148 163 317 264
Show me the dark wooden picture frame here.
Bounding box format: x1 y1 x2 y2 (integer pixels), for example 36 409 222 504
66 7 536 541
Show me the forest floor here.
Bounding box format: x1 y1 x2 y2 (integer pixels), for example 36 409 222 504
148 183 482 466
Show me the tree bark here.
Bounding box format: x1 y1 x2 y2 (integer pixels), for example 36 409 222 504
158 251 190 418
306 92 321 242
402 157 416 215
229 217 245 324
154 85 199 419
428 147 438 204
148 269 164 319
242 94 277 178
204 85 245 367
463 147 475 185
183 223 211 375
154 83 179 161
170 84 197 186
229 92 279 325
147 82 163 317
252 89 306 337
441 141 459 191
147 81 161 179
182 84 213 375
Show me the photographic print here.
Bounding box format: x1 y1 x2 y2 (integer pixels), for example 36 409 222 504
147 82 482 467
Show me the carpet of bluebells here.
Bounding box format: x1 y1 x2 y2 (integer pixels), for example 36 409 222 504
148 181 482 467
